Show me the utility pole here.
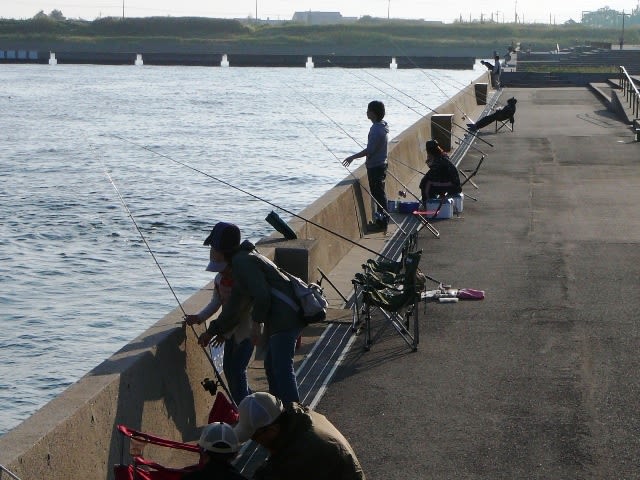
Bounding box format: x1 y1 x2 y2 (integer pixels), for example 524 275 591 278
619 10 631 49
255 0 258 24
388 0 390 20
122 0 124 19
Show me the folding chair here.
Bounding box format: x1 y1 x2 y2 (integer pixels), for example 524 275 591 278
495 115 515 133
350 232 418 333
114 425 201 480
358 250 425 352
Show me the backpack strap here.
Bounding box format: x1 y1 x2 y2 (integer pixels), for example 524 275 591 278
251 250 300 313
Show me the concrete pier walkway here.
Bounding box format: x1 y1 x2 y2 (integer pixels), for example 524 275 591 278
317 87 640 479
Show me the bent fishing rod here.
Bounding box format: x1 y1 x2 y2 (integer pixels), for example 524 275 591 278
281 82 414 236
388 38 509 110
286 108 409 237
358 67 494 151
101 159 236 405
321 60 491 187
342 72 487 197
110 134 402 264
285 84 440 238
325 58 493 153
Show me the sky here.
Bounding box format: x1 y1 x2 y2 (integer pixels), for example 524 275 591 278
3 0 638 24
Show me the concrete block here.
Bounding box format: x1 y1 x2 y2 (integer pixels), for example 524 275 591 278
474 83 488 105
431 114 454 152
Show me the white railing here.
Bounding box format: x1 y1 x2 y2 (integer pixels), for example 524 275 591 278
619 65 640 119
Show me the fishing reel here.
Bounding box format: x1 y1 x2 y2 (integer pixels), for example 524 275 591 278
201 377 219 396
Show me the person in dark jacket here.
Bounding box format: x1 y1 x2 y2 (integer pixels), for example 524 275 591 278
419 139 462 207
197 222 307 404
468 97 517 131
182 422 247 480
233 392 366 480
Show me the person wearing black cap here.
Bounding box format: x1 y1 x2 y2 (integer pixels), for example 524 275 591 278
342 100 390 232
185 221 254 404
419 139 461 207
194 222 307 404
182 422 247 480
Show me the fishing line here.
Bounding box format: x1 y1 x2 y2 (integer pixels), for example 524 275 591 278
320 59 491 191
286 106 409 236
358 67 494 150
281 82 411 235
327 59 482 150
99 155 236 405
109 134 400 263
282 79 441 237
389 38 508 110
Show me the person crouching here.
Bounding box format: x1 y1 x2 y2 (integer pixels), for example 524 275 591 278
182 422 247 480
234 392 366 480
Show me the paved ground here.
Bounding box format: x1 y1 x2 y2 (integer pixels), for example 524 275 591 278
315 88 640 479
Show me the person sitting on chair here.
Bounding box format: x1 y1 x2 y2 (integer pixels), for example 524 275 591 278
419 139 461 208
468 97 517 132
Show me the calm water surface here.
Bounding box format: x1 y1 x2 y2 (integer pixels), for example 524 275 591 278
0 63 483 435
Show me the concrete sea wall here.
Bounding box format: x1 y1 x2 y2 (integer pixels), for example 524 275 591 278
0 50 474 69
0 71 491 480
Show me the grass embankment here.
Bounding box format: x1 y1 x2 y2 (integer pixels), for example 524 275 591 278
1 17 639 55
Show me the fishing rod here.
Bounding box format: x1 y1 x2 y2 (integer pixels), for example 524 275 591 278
100 158 236 406
321 59 491 191
289 109 408 236
281 83 409 236
385 168 440 238
356 66 494 151
284 79 447 238
389 38 509 110
110 134 402 264
361 65 470 131
325 59 492 154
0 464 22 480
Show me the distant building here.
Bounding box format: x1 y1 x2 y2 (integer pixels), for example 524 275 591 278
292 11 357 25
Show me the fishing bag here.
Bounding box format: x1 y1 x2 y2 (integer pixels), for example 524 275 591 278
254 251 328 324
278 271 328 324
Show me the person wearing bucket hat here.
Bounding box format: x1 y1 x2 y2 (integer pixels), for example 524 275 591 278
233 392 366 480
185 221 254 404
182 422 247 480
191 222 307 404
419 139 461 207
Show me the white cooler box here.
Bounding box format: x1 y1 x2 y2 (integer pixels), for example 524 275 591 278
426 198 454 219
452 193 464 213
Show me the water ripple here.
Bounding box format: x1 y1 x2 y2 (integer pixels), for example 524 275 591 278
0 63 483 436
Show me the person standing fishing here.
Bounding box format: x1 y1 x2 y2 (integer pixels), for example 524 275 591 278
196 222 306 405
185 226 254 405
343 100 390 232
